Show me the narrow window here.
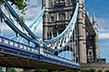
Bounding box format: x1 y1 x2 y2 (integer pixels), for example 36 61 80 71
51 16 54 21
89 52 92 55
59 13 66 21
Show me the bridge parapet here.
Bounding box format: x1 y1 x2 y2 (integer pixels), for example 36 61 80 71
39 47 80 69
0 36 38 54
0 36 80 69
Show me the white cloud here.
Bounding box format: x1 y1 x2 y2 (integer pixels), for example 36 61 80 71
24 0 42 37
96 18 109 39
1 0 109 40
96 18 109 32
0 0 42 37
25 20 43 37
23 0 42 21
99 33 109 39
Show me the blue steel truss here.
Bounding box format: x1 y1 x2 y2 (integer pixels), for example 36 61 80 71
4 2 39 40
43 3 79 43
10 6 46 40
0 1 80 69
43 2 79 52
0 36 80 69
0 0 97 69
0 9 40 46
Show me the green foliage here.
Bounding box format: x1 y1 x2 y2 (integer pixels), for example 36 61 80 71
52 70 61 72
81 69 89 72
42 69 49 72
20 71 31 72
7 68 17 72
20 16 25 23
7 0 29 14
105 70 109 72
89 68 96 72
33 68 48 72
0 0 30 23
63 70 74 72
97 69 102 72
75 70 79 72
0 0 30 15
0 71 4 72
0 12 2 18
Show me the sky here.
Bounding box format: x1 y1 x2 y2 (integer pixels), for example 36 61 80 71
0 0 109 63
85 0 109 63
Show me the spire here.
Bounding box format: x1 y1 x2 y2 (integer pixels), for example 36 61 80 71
93 13 96 23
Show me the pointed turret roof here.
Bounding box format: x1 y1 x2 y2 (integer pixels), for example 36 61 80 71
93 13 96 22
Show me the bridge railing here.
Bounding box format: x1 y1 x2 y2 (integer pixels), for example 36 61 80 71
0 36 80 69
0 36 38 54
39 47 80 68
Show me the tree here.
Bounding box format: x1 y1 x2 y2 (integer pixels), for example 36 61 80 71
20 71 30 72
63 70 74 72
97 69 102 72
33 68 49 72
75 70 79 72
0 0 31 23
89 68 96 72
0 0 30 15
7 68 17 72
52 70 60 72
81 69 89 72
105 70 109 72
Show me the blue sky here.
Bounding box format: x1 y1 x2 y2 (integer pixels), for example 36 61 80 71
85 0 109 63
1 0 109 63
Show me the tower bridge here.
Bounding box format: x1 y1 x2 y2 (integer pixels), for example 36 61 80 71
0 0 102 71
43 0 98 63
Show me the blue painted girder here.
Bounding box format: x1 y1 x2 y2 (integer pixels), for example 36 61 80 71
0 36 80 69
4 2 39 40
10 6 45 40
43 2 79 52
43 2 79 43
0 9 40 46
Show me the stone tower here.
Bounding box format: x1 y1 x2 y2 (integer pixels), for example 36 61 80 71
77 0 87 63
93 15 99 59
42 0 99 63
86 15 99 63
42 0 76 40
42 0 78 62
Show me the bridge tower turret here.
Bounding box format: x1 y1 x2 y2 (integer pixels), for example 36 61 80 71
77 0 87 63
42 0 78 61
42 0 77 40
93 15 99 59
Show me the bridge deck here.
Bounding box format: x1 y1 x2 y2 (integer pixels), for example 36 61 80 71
0 36 80 70
0 53 78 70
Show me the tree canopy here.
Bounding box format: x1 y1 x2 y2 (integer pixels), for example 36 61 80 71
0 0 30 14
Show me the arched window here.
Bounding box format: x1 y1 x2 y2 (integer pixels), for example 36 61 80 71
58 0 65 1
89 52 92 56
51 16 54 22
61 0 65 1
47 30 52 39
53 26 57 37
59 13 66 21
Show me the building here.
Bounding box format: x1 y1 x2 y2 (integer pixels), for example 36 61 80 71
42 0 99 63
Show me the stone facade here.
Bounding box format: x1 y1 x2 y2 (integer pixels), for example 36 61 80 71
42 0 99 63
43 0 76 40
77 0 87 63
42 0 78 62
81 63 109 72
